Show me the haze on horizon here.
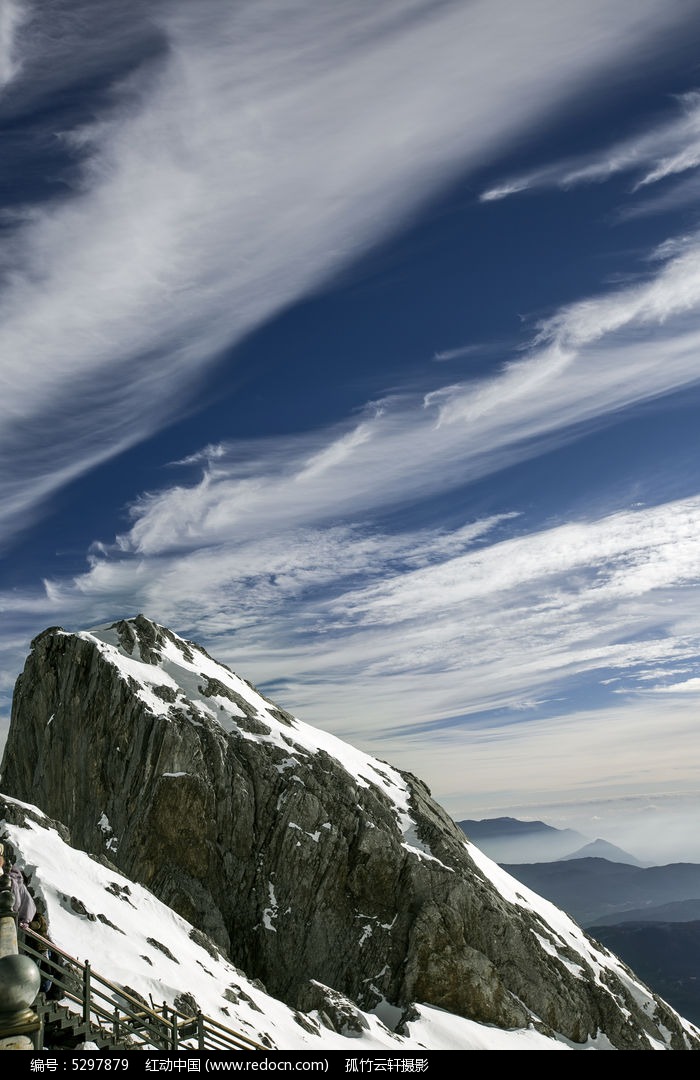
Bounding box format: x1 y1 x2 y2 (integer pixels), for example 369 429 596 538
2 1 700 863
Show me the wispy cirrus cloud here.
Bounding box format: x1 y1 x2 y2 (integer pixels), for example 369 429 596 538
0 0 27 90
56 225 700 573
480 88 700 202
432 344 486 362
19 489 700 713
0 0 690 544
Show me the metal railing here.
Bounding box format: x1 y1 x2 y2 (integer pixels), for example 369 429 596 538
20 926 264 1051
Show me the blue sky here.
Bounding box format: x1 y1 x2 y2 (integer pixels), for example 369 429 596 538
3 0 700 861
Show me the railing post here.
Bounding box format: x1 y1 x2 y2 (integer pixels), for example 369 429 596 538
197 1012 205 1050
167 1002 178 1051
83 960 91 1025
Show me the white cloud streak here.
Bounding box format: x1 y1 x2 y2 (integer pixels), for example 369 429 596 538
480 88 700 202
63 228 700 570
432 343 491 363
0 0 690 542
0 0 27 90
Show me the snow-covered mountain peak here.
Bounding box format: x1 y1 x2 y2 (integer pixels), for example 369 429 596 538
80 615 413 823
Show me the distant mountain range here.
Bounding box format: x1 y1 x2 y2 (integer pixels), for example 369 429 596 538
456 816 641 865
457 816 587 863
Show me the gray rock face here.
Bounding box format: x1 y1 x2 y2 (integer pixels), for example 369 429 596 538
1 616 698 1050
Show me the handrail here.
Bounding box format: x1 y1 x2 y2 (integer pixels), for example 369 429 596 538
20 926 265 1051
23 930 159 1039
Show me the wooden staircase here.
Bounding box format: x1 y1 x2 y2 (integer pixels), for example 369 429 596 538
37 999 123 1050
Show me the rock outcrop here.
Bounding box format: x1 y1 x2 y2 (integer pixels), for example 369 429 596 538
1 615 698 1050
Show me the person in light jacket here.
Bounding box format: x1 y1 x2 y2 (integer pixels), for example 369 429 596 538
0 840 37 926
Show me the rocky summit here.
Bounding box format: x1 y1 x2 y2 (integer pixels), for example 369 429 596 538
1 615 698 1050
